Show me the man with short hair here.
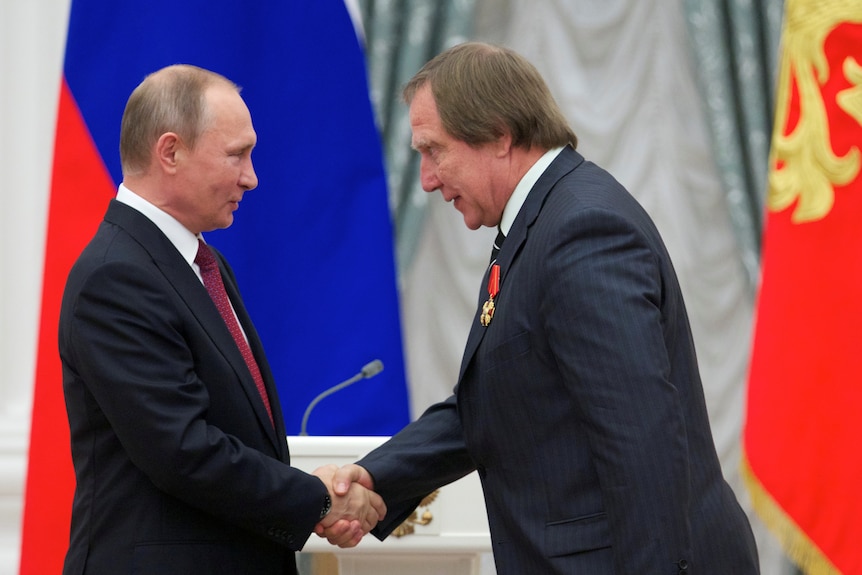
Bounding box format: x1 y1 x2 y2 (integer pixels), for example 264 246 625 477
60 64 380 575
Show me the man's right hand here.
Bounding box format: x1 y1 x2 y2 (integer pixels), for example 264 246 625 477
312 464 379 548
311 464 383 548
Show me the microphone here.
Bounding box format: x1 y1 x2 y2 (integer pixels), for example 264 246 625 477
299 359 384 436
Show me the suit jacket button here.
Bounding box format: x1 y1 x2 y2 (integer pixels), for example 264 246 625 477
677 558 689 573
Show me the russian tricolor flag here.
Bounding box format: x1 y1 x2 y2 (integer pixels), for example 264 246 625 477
20 1 409 572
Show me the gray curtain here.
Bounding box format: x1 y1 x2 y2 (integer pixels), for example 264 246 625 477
682 0 786 290
667 3 796 572
359 0 784 291
357 0 477 279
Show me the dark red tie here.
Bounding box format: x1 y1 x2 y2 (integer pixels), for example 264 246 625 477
195 239 274 427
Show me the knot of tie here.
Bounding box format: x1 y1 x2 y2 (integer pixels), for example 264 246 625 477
490 228 506 264
195 239 217 272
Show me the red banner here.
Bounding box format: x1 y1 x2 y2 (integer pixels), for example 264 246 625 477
20 79 114 575
744 2 862 574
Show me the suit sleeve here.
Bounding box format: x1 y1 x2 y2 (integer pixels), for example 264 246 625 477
543 206 693 570
62 259 327 550
358 394 476 538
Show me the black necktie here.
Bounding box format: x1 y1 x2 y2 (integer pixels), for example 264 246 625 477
490 228 506 264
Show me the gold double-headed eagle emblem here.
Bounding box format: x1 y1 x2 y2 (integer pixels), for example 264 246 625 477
768 0 862 223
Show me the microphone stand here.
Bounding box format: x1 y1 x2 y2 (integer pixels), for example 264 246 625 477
299 360 383 436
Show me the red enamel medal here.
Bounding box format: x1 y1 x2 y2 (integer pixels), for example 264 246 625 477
480 264 500 327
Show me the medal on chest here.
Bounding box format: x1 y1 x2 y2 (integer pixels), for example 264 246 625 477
480 264 500 327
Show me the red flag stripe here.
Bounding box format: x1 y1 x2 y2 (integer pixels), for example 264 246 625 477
19 78 116 575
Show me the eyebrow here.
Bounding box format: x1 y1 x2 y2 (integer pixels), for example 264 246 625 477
229 140 256 155
411 138 431 152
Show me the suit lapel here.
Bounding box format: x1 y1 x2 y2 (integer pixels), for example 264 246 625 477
105 201 283 454
213 249 287 454
457 147 585 383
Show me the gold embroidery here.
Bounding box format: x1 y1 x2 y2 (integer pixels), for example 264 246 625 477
768 0 862 222
837 56 862 126
392 491 438 538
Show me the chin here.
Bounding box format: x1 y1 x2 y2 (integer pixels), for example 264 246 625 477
455 209 480 231
462 218 482 231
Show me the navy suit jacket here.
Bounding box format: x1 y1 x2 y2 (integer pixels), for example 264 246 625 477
359 148 760 574
60 200 327 574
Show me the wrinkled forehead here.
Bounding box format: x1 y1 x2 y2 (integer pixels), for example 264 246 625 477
408 86 443 150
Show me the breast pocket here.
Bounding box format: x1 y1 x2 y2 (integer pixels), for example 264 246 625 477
484 330 532 372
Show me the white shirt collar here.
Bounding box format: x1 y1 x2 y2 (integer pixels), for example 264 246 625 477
116 183 202 270
499 146 565 236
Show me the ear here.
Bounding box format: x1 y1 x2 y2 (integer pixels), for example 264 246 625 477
493 130 513 158
155 132 182 174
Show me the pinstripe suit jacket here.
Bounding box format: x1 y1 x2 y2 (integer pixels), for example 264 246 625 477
60 200 327 575
359 147 759 574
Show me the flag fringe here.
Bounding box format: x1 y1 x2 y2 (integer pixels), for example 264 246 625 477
741 454 841 575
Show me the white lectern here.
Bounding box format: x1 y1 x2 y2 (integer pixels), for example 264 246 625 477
288 436 492 575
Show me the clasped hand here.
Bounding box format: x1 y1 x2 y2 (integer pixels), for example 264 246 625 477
311 464 381 548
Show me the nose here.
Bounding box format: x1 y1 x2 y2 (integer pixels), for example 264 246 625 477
419 156 441 193
240 156 258 191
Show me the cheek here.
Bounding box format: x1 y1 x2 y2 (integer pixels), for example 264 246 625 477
436 158 464 187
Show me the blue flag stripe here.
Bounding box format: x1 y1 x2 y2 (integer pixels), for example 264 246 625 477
64 0 410 435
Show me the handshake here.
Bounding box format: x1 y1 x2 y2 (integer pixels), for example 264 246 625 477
311 463 382 548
